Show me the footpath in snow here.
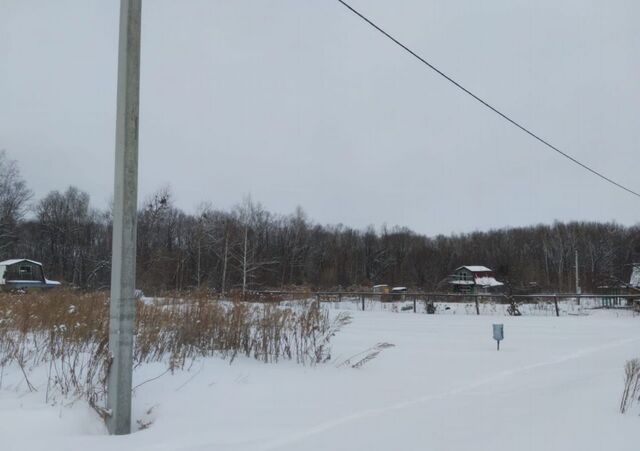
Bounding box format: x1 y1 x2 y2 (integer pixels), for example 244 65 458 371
1 307 639 451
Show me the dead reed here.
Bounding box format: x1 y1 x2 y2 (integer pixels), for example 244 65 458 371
0 289 349 414
620 358 640 414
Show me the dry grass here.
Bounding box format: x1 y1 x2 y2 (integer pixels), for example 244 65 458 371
620 358 640 414
0 289 349 414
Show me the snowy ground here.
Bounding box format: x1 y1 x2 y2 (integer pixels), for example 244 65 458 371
1 306 639 451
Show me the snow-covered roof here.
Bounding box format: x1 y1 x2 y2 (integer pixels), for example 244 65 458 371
391 287 407 292
4 279 61 287
456 266 492 273
0 259 42 267
474 276 504 288
372 284 388 288
631 265 640 288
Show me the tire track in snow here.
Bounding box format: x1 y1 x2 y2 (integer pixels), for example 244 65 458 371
259 336 640 451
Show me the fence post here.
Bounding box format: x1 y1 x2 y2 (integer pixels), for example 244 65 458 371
316 293 321 309
413 296 416 313
361 294 365 311
475 295 480 315
554 294 559 317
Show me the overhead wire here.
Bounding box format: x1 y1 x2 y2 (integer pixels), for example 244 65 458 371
336 0 640 199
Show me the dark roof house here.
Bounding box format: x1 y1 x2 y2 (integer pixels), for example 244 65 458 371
448 265 503 293
0 259 61 290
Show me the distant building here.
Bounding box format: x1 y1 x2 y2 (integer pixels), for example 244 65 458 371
372 284 390 294
448 266 503 293
0 259 61 290
372 284 390 301
594 264 640 308
391 286 408 301
630 264 640 288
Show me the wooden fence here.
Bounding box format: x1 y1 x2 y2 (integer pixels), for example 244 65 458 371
245 291 640 317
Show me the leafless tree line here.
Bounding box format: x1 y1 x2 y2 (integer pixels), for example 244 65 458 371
0 151 638 293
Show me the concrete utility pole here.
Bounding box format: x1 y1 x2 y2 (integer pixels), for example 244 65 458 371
107 0 142 436
575 250 581 295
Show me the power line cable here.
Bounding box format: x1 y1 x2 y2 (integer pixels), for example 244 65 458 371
336 0 640 199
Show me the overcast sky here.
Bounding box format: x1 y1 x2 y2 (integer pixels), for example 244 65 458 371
1 0 639 235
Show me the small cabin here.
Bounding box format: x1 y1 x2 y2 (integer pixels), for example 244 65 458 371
0 259 61 290
448 266 503 294
372 284 390 294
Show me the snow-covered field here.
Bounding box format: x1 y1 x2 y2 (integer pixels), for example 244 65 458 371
1 306 639 451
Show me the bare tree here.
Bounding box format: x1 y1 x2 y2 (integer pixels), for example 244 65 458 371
35 186 98 285
232 196 277 298
198 205 235 294
0 150 32 257
3 166 637 294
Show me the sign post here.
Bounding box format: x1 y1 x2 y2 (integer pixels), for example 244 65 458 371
493 324 504 351
107 0 142 436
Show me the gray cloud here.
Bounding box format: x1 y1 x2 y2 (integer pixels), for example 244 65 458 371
1 0 638 235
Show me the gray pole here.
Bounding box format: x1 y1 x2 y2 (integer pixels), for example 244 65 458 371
575 250 581 295
107 0 142 436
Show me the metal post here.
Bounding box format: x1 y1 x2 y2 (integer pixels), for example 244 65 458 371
107 0 142 436
575 250 581 295
413 296 416 313
475 296 480 315
554 294 559 317
361 294 365 311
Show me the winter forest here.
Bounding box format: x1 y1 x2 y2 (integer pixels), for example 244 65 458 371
1 151 638 294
